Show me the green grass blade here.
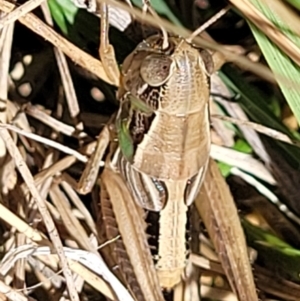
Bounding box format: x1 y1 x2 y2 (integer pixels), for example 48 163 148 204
283 0 300 11
48 0 78 34
242 219 300 282
246 0 300 126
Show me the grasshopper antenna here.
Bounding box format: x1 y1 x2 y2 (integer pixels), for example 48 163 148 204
142 0 169 49
186 6 230 44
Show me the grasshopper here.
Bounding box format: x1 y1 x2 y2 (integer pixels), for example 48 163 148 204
77 1 258 300
115 34 213 288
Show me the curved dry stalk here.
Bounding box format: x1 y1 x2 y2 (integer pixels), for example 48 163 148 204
230 167 300 226
61 181 97 235
49 184 97 252
0 205 117 300
211 74 271 165
0 19 15 193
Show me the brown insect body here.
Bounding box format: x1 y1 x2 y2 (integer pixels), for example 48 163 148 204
119 35 211 182
117 34 213 288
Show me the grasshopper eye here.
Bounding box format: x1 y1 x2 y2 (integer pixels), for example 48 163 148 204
140 54 174 87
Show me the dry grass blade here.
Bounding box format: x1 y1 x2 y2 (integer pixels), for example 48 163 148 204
0 212 117 301
61 181 97 235
25 104 87 138
210 100 235 147
0 0 112 84
212 114 297 145
241 194 300 246
196 159 258 301
261 0 300 38
0 17 12 117
0 19 14 190
210 144 275 184
211 73 271 164
0 128 80 301
190 254 300 300
229 0 300 67
0 123 88 162
0 0 46 29
21 155 78 194
230 167 300 225
41 2 82 125
0 203 46 243
49 184 96 252
78 125 110 194
1 245 135 301
19 140 97 197
0 279 32 301
254 266 300 300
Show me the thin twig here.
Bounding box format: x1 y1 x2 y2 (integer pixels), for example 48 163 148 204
61 181 97 235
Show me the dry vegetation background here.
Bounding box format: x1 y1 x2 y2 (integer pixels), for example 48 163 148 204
0 0 300 300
